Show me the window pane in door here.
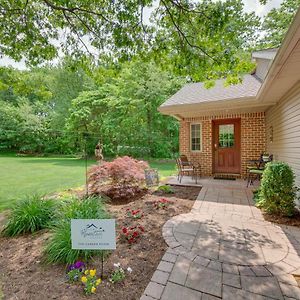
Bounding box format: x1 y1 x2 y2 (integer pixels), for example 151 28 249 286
219 124 234 148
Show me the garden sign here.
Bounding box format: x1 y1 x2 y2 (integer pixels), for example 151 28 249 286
71 219 116 250
145 168 159 187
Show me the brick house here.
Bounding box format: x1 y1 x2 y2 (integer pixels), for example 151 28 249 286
159 8 300 186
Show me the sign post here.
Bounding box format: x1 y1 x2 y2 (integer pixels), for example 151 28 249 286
71 219 116 277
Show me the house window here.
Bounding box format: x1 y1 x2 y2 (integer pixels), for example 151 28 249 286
190 123 202 151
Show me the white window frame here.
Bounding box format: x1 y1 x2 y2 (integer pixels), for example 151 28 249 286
190 123 202 152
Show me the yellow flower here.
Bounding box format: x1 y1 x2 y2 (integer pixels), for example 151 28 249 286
84 270 89 275
81 276 87 283
96 278 102 286
91 286 96 293
90 269 96 277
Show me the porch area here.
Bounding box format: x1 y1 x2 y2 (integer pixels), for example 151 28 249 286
167 175 261 190
141 180 300 300
179 112 267 179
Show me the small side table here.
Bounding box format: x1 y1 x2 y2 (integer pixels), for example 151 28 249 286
193 165 201 184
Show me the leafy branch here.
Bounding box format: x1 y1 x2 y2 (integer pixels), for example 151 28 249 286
160 0 218 63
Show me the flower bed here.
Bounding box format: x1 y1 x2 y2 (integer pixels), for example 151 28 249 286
0 186 201 299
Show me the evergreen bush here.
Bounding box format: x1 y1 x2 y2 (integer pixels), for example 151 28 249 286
257 162 297 216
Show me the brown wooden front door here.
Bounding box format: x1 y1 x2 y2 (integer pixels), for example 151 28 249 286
213 119 241 174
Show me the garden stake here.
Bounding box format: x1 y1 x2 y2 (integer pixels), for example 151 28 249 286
84 133 89 197
101 252 104 278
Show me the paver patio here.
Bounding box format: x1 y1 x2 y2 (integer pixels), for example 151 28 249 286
141 179 300 300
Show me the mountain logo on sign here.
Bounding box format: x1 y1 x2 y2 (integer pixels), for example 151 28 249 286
81 223 105 239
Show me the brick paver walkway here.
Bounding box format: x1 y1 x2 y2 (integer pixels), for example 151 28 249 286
141 185 300 300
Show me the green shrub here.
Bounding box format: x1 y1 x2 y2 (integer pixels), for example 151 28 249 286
2 195 56 237
257 162 297 216
88 156 149 202
157 185 174 194
252 188 261 203
44 196 109 264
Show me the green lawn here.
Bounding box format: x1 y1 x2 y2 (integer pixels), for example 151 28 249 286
0 153 176 211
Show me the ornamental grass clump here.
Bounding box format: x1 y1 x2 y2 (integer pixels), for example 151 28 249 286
257 162 298 217
44 196 109 264
2 194 56 237
88 156 149 202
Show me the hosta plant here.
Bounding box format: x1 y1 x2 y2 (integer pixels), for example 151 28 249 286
157 185 174 194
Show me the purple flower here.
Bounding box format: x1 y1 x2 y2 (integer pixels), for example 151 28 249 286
74 261 85 269
67 264 75 271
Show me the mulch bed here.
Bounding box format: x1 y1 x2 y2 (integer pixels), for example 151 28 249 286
0 186 200 300
262 210 300 227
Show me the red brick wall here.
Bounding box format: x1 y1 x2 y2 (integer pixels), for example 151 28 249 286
179 112 266 177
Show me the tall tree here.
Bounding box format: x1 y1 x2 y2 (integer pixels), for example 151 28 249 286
259 0 300 48
66 60 183 157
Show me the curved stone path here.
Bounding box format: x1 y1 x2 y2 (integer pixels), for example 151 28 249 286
141 184 300 300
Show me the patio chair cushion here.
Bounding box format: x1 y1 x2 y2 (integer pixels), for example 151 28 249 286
246 165 257 170
249 169 264 175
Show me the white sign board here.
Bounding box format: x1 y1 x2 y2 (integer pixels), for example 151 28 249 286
71 219 116 250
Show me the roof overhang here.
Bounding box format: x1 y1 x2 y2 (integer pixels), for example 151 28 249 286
159 97 275 120
256 8 300 104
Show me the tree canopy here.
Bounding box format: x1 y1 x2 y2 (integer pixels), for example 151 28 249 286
0 0 263 80
260 0 300 48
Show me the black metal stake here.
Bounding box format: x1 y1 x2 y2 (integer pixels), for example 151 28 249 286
101 252 104 278
85 135 88 197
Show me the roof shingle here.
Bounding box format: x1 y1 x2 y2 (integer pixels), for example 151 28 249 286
161 75 262 107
